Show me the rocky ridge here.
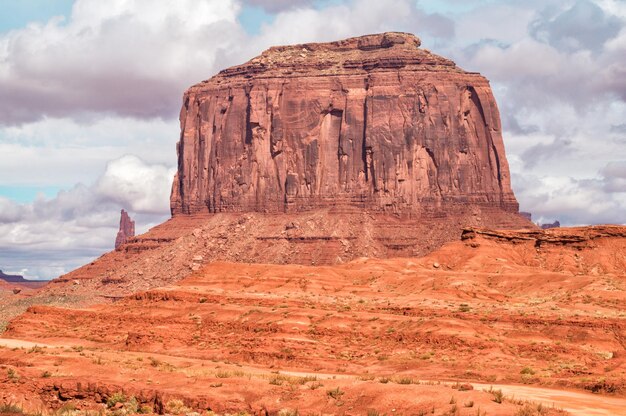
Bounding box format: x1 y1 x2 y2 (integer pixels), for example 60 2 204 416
0 270 26 283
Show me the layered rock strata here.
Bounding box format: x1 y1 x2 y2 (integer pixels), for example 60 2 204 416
171 32 519 216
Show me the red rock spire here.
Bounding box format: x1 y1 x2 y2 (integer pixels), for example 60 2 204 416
114 209 135 249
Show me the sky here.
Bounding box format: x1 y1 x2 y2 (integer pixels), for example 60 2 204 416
0 0 624 280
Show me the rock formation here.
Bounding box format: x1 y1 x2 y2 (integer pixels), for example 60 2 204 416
541 220 561 230
114 209 135 250
171 32 519 217
22 33 536 302
0 270 26 283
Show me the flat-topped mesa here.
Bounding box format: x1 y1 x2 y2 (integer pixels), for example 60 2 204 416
171 32 520 216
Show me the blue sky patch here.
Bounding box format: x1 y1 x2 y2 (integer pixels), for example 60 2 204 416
0 0 74 33
0 185 61 203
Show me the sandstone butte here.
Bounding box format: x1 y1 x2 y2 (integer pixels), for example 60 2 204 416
26 32 535 300
171 32 519 217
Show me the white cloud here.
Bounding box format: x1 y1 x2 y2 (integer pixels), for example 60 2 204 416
437 1 626 225
0 0 245 124
248 0 454 49
513 172 626 226
95 155 175 214
0 197 24 223
244 0 315 13
0 155 172 279
0 116 177 187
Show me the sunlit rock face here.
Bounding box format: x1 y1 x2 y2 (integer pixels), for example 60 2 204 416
170 32 519 216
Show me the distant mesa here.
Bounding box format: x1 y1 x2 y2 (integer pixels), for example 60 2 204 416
541 220 561 230
114 209 135 250
0 270 47 290
0 270 27 283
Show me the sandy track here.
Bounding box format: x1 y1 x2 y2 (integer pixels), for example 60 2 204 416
472 383 626 416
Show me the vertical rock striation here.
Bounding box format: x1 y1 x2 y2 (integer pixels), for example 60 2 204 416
171 32 519 218
114 209 135 250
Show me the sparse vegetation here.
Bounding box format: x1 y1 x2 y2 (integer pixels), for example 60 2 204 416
491 388 504 404
106 393 139 416
0 403 24 414
326 387 344 400
458 303 471 313
164 399 189 415
106 392 127 408
396 376 414 385
27 345 43 354
515 403 551 416
7 368 18 381
277 409 299 416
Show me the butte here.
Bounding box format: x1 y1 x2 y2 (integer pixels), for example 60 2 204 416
46 32 532 297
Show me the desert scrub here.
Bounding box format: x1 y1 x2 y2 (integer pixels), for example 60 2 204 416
164 399 189 415
0 403 24 414
107 392 126 407
515 403 551 416
491 388 504 403
396 377 414 385
7 368 18 381
268 375 284 385
326 387 344 400
458 303 471 313
106 393 139 416
277 409 299 416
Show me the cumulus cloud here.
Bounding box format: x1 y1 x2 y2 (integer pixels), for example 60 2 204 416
0 0 459 125
95 155 175 214
441 0 626 225
0 0 245 124
529 0 622 53
247 0 454 48
0 155 173 279
513 172 626 226
0 117 177 187
602 161 626 192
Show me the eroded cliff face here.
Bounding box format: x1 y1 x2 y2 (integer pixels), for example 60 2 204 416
171 32 519 216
